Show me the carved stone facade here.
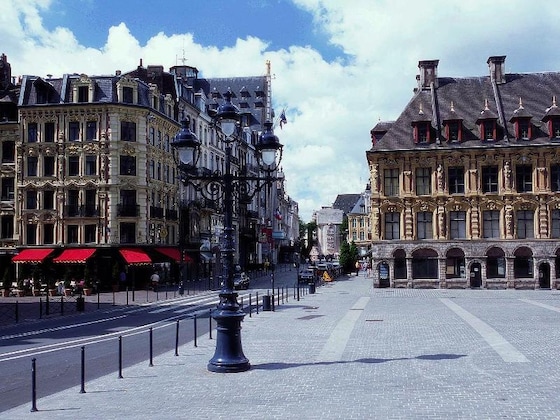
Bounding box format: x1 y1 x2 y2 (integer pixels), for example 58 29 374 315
367 56 560 289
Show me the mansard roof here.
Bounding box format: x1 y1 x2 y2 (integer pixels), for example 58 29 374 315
369 57 560 153
333 194 361 215
195 75 269 130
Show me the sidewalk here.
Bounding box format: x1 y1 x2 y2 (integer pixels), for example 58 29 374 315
4 275 560 419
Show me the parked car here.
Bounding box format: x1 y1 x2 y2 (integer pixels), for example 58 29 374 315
298 268 315 283
233 272 250 290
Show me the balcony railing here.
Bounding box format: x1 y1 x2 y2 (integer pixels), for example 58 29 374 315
166 209 178 220
150 206 165 219
64 205 99 217
117 204 140 217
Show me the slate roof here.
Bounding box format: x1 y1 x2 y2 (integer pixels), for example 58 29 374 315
369 61 560 153
18 73 157 108
196 76 269 130
333 194 361 215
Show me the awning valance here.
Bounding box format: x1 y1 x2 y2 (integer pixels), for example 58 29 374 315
155 247 193 263
119 248 152 265
53 248 96 264
12 248 55 263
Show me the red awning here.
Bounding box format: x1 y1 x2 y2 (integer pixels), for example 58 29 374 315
53 248 96 264
12 248 55 263
155 247 193 263
119 248 152 265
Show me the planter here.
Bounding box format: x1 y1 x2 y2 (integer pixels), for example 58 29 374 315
83 288 92 296
48 288 57 296
2 289 10 297
16 290 25 297
32 290 41 296
64 288 73 296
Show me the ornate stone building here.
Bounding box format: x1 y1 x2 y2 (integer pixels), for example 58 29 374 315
367 56 560 289
0 55 295 289
347 186 371 258
0 53 18 276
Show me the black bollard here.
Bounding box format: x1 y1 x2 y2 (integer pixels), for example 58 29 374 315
80 346 86 393
39 298 42 320
175 319 180 356
149 327 153 367
193 314 197 347
208 309 213 340
249 294 252 318
118 336 123 379
31 358 38 412
15 301 19 323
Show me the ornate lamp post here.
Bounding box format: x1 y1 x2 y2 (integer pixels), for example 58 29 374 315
172 92 283 372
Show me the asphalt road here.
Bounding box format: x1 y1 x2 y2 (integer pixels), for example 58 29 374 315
0 267 301 412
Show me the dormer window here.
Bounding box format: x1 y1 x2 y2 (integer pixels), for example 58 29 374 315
78 86 89 102
117 76 138 104
122 87 133 104
517 119 531 140
415 122 431 143
541 96 560 140
552 120 560 139
412 103 432 144
72 74 94 103
483 121 496 140
442 102 463 142
476 99 498 141
509 98 533 140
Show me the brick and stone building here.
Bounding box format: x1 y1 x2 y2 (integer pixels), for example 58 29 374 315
367 56 560 289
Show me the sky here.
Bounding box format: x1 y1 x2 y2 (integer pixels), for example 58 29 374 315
3 0 560 222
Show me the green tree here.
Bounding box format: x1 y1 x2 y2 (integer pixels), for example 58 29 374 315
339 241 352 273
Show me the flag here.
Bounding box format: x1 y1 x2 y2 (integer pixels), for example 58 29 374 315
279 109 287 129
274 207 283 220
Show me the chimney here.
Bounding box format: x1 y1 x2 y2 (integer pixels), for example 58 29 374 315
488 55 506 84
418 60 439 90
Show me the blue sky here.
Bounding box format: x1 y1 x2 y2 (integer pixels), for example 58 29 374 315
3 0 560 221
42 0 343 64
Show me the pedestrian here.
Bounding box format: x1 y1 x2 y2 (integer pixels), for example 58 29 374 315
150 271 160 291
355 260 360 276
56 280 64 296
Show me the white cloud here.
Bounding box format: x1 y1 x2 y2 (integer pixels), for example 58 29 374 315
4 0 560 221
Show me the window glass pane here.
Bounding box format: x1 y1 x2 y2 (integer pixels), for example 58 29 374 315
483 210 500 238
69 121 80 141
415 168 431 195
515 165 532 193
551 165 560 192
448 167 464 194
384 169 399 196
450 211 466 239
86 121 97 141
85 156 97 175
45 122 55 142
68 156 79 176
552 209 560 238
27 156 38 176
384 212 400 239
482 166 498 193
417 211 433 239
516 210 534 239
44 156 55 176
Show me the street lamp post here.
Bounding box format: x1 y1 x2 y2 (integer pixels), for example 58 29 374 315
172 92 283 373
